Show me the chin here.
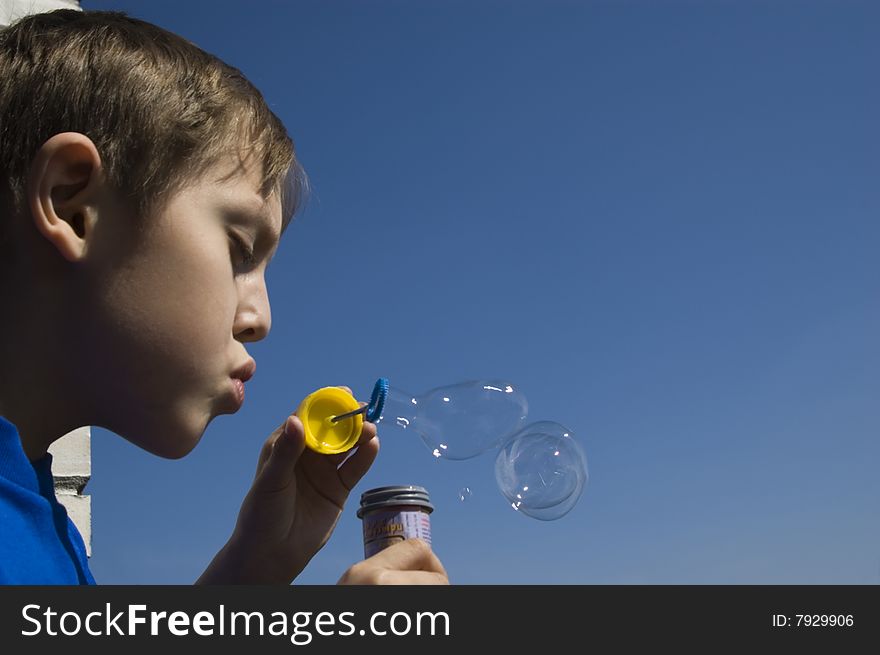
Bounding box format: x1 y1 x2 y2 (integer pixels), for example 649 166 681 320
154 439 200 460
120 418 205 460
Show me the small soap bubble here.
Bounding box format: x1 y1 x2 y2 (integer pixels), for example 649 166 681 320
494 421 588 521
458 487 472 502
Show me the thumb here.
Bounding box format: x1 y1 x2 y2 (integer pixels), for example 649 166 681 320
253 415 306 493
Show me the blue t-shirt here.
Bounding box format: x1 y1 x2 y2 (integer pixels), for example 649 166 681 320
0 415 95 584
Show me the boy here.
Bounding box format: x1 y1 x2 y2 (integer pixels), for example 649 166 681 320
0 9 448 585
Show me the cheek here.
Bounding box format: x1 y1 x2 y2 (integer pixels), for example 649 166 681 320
162 268 238 360
90 242 237 368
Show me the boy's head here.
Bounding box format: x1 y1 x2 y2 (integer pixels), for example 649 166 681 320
0 10 307 459
0 9 305 226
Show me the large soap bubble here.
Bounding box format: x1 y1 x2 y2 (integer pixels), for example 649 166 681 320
376 380 528 461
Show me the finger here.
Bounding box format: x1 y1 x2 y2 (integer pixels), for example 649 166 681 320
378 570 449 585
337 435 379 492
357 419 377 445
253 415 306 493
350 570 449 585
253 419 287 480
364 538 446 575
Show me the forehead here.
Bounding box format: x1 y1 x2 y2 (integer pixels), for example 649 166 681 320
203 154 283 239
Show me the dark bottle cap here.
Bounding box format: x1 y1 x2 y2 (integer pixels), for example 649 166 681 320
357 485 434 518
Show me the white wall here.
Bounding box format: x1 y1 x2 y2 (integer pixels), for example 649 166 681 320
0 0 80 27
48 428 92 556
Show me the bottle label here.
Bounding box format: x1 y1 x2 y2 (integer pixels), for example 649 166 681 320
362 508 432 558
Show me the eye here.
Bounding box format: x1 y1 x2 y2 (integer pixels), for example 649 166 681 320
230 233 257 267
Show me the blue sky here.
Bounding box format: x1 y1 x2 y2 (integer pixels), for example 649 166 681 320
82 0 879 583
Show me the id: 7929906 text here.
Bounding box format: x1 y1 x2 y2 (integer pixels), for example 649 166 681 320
771 614 854 628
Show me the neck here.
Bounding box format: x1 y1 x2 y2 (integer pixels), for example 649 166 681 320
0 286 85 461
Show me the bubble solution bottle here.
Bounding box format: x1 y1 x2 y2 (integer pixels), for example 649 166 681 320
357 485 434 558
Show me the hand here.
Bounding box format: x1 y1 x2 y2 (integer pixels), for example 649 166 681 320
197 386 379 584
337 539 449 585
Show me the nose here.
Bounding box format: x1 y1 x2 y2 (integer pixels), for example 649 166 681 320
233 273 272 342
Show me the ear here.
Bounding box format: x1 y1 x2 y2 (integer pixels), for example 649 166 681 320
27 132 104 263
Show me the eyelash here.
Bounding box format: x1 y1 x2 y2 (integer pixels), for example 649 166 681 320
230 234 257 267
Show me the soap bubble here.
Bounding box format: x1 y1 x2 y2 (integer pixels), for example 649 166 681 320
494 421 587 521
377 380 528 460
458 487 473 502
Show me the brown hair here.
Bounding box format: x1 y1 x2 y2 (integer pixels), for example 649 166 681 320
0 9 306 230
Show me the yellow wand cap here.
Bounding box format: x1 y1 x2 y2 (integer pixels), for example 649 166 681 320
297 386 364 454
